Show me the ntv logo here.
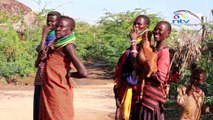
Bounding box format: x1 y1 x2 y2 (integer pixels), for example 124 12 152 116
172 12 190 24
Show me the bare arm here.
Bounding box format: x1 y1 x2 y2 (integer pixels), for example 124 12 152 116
129 26 139 59
65 43 88 78
196 90 205 119
148 48 170 83
34 55 40 68
38 26 50 52
176 86 187 107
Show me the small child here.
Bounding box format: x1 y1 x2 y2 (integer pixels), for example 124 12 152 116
177 67 206 120
34 11 61 67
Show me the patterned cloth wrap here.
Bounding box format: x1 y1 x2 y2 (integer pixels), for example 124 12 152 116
39 33 77 120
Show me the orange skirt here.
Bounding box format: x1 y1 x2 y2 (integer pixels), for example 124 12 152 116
39 49 74 120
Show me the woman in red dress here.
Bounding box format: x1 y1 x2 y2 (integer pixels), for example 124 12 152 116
39 16 88 120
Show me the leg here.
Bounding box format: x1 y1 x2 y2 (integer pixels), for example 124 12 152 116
33 85 41 120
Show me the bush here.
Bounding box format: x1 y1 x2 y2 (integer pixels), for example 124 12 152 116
0 27 41 79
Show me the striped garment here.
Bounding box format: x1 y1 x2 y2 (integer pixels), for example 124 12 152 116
141 47 170 111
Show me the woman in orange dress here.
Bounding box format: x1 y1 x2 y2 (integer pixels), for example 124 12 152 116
39 16 88 120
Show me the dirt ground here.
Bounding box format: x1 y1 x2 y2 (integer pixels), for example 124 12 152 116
0 62 116 120
0 62 212 120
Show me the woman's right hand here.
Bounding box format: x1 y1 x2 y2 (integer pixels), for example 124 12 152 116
129 26 139 40
40 50 47 61
115 98 121 108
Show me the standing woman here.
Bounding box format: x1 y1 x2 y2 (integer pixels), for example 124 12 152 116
114 15 150 120
138 21 172 120
39 16 88 120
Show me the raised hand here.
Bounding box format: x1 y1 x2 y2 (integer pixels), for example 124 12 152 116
129 26 139 40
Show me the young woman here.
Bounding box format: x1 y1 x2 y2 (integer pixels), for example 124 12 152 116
137 21 172 120
113 15 151 120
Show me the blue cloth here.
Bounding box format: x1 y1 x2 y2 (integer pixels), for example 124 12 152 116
45 33 56 46
121 49 138 86
35 30 56 52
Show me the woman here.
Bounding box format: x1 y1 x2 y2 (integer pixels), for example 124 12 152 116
39 16 88 120
114 15 150 120
133 21 172 120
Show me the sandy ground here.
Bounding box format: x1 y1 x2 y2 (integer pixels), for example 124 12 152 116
0 62 212 120
0 63 116 120
0 83 115 120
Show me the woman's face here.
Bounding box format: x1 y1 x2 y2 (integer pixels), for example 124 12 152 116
153 22 170 42
133 17 148 33
55 18 72 39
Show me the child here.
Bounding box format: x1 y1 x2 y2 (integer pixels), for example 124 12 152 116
177 67 206 120
34 11 61 67
33 11 61 120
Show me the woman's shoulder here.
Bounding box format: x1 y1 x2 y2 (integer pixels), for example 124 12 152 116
157 47 170 60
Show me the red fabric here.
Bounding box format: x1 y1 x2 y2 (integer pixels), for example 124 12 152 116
117 83 128 102
114 49 130 102
144 85 166 102
170 72 180 82
142 48 170 111
143 95 158 106
114 49 129 80
155 48 170 83
39 48 74 120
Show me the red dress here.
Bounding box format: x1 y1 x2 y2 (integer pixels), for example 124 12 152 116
39 47 74 120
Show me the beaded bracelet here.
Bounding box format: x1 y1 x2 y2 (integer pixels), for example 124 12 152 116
130 50 138 54
130 40 137 43
131 42 137 46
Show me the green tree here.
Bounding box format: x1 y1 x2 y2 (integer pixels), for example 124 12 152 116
92 8 162 67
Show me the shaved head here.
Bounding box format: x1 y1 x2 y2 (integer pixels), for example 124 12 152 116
60 16 75 31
